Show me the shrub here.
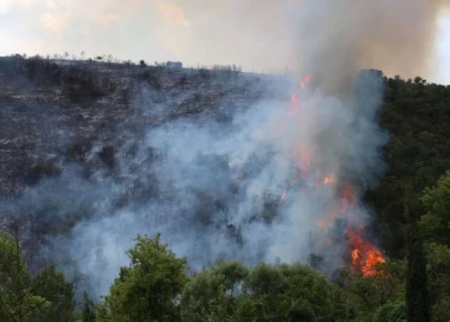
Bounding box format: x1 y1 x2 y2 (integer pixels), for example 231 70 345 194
25 159 61 185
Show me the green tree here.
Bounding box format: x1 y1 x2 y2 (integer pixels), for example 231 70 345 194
365 77 450 259
420 170 450 245
94 300 111 322
335 260 406 321
405 193 431 322
418 171 450 321
0 232 50 322
77 292 96 322
374 302 406 322
29 264 76 322
103 233 187 322
425 243 450 322
236 263 347 322
181 261 248 322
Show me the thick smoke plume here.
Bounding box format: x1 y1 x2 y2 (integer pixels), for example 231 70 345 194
292 0 449 92
154 0 448 82
3 0 448 299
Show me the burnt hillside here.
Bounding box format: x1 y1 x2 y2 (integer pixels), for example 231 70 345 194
0 55 278 198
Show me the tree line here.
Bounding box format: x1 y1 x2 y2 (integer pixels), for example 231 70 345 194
1 165 450 321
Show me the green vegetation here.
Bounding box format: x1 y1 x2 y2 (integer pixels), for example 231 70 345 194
1 176 450 322
25 159 61 186
366 76 450 258
103 234 187 322
0 229 433 322
0 232 76 322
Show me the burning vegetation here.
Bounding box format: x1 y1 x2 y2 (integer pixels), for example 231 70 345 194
282 73 385 277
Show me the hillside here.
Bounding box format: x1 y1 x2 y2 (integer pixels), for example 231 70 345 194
2 56 450 255
1 55 450 321
0 55 276 197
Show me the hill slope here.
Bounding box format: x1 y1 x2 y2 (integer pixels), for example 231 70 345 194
1 55 450 264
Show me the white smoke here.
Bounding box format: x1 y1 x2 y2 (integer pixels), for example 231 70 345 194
31 68 384 298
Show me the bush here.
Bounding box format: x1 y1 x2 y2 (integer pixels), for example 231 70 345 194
24 56 63 85
98 145 116 169
65 77 104 102
25 159 61 185
374 302 406 322
102 234 187 322
136 68 163 90
67 141 93 163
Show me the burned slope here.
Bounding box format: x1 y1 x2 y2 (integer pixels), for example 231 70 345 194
0 56 279 266
0 56 273 197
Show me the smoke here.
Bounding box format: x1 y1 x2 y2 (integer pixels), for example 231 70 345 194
152 0 448 82
4 0 448 298
14 68 383 299
3 0 448 79
292 0 449 93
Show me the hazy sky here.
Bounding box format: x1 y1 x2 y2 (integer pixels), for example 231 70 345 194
0 0 449 83
436 15 450 84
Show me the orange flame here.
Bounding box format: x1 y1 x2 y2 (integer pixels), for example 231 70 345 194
362 247 385 276
300 73 312 89
288 93 299 115
351 249 360 261
341 184 356 205
347 225 385 276
323 175 336 185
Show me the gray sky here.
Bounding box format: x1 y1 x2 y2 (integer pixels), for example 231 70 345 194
0 0 449 83
436 15 450 84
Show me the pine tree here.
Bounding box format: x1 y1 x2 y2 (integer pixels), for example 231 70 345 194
80 292 96 322
404 186 431 322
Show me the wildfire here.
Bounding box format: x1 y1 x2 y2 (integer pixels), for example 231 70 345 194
300 73 312 89
341 186 385 276
347 225 385 276
288 93 299 115
288 73 311 115
281 74 385 277
323 175 336 185
279 189 287 204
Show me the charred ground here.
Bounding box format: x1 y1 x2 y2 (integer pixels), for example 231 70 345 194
0 55 273 193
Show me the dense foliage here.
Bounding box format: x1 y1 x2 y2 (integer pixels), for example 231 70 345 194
365 76 450 258
0 232 76 322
